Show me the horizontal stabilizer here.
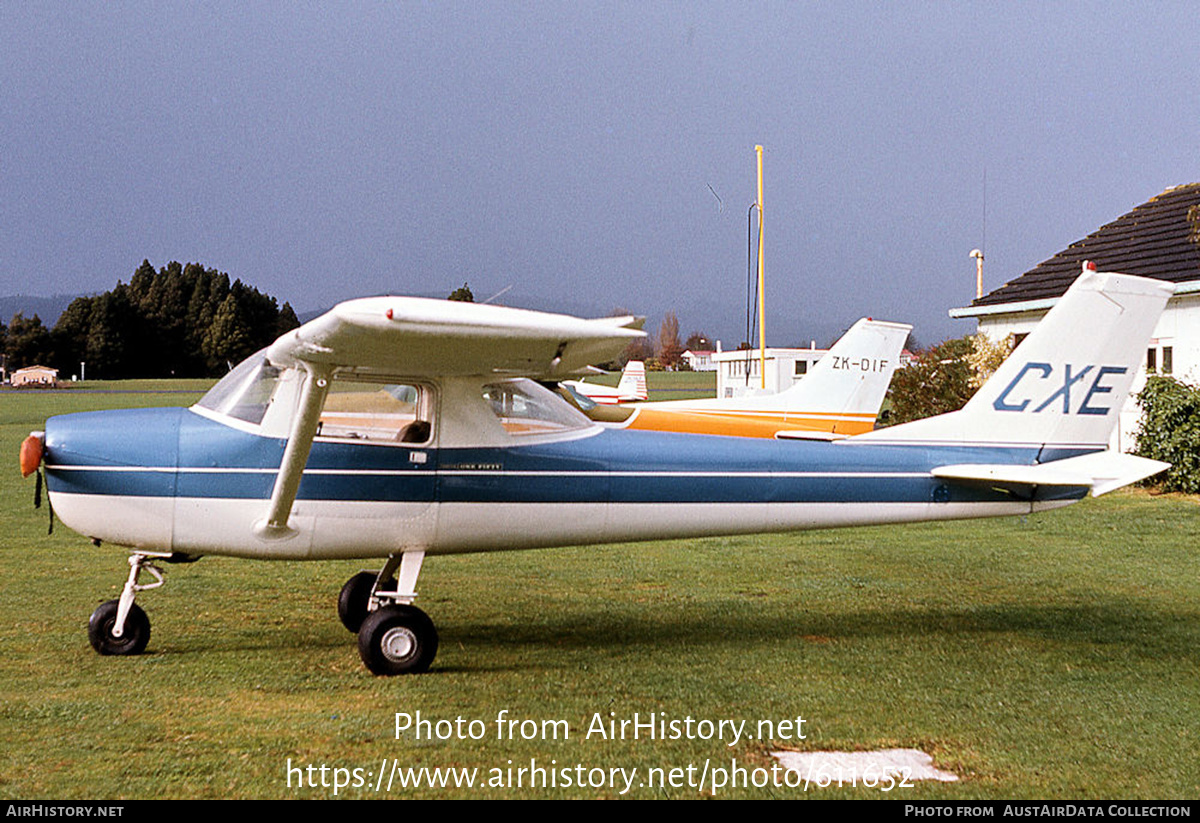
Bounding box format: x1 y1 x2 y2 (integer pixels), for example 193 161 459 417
1045 451 1170 496
933 451 1169 497
775 430 848 441
932 463 1092 488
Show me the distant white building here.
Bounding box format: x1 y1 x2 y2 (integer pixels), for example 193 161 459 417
950 183 1200 452
714 346 825 398
681 349 716 371
11 365 58 387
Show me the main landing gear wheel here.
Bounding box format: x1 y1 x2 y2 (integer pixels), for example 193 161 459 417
357 605 438 675
338 571 392 633
88 600 151 656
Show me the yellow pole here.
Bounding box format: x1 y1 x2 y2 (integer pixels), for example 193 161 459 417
756 145 766 389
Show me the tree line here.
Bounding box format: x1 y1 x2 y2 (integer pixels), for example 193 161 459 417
612 309 711 371
1 260 299 380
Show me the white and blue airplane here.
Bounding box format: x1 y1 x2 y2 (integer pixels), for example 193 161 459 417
19 270 1172 675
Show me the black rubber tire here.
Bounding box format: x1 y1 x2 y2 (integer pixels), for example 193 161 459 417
357 605 438 675
88 600 151 656
338 571 394 633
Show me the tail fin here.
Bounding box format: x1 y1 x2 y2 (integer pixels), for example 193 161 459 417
772 318 910 416
618 360 648 401
854 270 1173 451
626 319 908 436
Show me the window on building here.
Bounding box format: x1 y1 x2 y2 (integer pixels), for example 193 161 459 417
1012 333 1029 347
1146 348 1157 373
794 360 808 376
1162 346 1173 375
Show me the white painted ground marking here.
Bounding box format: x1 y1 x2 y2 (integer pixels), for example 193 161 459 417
772 748 958 785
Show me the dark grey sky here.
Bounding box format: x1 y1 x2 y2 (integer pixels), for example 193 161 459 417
3 2 1198 347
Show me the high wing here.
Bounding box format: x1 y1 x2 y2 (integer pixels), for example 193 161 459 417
268 296 645 378
255 297 645 538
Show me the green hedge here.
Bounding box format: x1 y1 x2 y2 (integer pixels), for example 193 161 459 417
1134 376 1200 493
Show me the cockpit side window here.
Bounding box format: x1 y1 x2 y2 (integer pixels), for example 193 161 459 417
317 379 433 445
482 378 591 437
195 350 281 425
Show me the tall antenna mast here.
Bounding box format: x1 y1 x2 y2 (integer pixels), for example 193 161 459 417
756 145 766 389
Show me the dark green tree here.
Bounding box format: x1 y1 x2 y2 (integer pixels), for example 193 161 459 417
1134 376 1200 492
277 302 301 336
202 293 255 372
884 336 974 425
84 288 141 379
141 263 190 375
51 297 95 376
6 313 52 370
447 283 474 302
46 259 301 378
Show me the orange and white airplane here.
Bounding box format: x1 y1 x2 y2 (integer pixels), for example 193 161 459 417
563 360 647 404
561 318 910 439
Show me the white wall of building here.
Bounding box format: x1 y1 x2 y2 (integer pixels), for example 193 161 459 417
714 347 824 398
681 350 716 371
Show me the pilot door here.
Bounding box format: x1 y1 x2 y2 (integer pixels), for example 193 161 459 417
305 378 439 558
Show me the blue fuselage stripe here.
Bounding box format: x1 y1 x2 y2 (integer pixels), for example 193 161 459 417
43 407 1089 506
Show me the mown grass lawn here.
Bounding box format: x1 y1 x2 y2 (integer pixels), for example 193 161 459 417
1 385 1197 799
577 368 716 401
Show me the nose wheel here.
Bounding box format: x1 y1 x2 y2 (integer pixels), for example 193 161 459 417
88 552 167 656
342 551 437 675
88 600 151 655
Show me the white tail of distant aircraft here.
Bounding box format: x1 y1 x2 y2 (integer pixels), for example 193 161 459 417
565 360 647 404
615 360 647 401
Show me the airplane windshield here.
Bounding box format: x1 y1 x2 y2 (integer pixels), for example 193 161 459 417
195 350 282 425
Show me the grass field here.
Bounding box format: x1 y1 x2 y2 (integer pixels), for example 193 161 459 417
2 384 1199 799
578 368 716 401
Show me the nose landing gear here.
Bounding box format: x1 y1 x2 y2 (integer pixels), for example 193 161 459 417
88 552 168 655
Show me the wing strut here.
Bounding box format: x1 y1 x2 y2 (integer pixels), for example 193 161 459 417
254 363 332 540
